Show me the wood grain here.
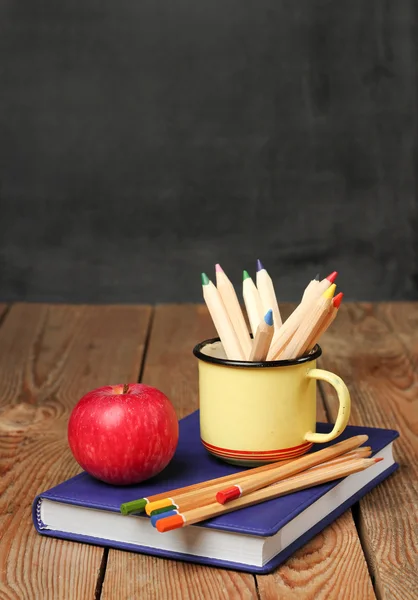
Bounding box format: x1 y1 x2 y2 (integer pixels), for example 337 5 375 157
0 303 152 600
317 303 418 600
256 307 374 599
102 304 373 600
257 511 373 600
101 304 258 599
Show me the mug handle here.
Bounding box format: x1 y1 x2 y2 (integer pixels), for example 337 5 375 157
304 368 351 443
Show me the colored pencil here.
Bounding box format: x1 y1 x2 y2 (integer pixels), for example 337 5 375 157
215 429 365 504
277 284 336 360
256 259 282 328
265 273 337 361
242 270 264 336
139 433 367 516
155 458 383 532
133 445 323 516
249 309 274 361
301 273 320 303
215 264 252 359
201 273 245 361
149 447 372 524
147 434 367 514
301 292 343 354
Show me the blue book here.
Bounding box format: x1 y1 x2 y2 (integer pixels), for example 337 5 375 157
32 411 399 574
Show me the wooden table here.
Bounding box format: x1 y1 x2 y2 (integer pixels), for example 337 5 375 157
0 302 416 599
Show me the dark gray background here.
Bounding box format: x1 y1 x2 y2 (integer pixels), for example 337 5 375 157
1 1 417 303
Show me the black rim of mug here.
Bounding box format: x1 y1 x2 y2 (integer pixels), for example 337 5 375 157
192 337 322 368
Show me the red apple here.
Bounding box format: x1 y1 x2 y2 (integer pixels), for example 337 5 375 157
68 383 179 485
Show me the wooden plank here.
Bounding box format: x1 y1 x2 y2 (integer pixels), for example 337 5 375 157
317 302 418 600
101 304 258 599
0 303 152 600
102 304 373 599
256 305 374 599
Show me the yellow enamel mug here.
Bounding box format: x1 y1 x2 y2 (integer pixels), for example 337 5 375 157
193 338 351 466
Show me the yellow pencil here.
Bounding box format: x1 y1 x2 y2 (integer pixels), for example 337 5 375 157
242 270 264 336
256 260 282 328
201 273 245 360
215 264 252 359
249 309 274 361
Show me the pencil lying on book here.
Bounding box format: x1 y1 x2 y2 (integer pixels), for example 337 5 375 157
215 264 252 359
201 273 245 361
149 447 372 524
122 433 368 517
256 259 282 328
121 446 316 515
301 292 343 355
155 457 383 532
243 270 264 337
146 434 367 516
249 309 274 361
215 430 364 504
277 284 336 361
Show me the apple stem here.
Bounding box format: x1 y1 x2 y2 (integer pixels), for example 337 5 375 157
123 383 129 394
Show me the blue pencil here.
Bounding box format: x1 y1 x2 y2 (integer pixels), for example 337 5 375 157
249 309 274 361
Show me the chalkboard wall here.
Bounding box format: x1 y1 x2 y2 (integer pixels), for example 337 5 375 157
1 1 417 303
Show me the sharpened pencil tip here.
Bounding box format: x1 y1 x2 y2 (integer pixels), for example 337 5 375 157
326 271 338 283
215 263 223 273
201 272 210 286
323 283 336 299
264 309 274 327
243 270 251 281
374 457 384 463
256 259 264 272
333 292 344 308
314 273 320 280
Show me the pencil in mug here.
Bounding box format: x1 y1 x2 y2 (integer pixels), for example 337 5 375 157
256 259 282 328
301 292 343 355
155 457 383 532
149 447 372 525
242 270 264 336
301 271 338 304
277 283 336 361
266 272 338 361
215 429 364 504
249 309 274 361
135 433 368 517
201 273 245 361
215 264 252 359
301 273 320 302
146 434 367 516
